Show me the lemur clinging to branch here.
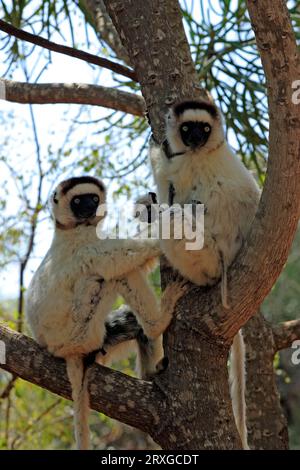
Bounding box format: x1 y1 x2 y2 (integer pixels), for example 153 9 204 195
149 99 260 449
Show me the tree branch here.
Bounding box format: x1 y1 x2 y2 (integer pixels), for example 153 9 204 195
272 319 300 351
78 0 130 64
243 312 289 449
1 79 145 116
0 19 136 81
0 324 158 434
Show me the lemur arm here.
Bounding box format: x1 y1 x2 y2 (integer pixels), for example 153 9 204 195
76 238 160 280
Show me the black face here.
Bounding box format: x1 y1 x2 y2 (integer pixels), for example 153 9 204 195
70 193 100 219
180 121 212 149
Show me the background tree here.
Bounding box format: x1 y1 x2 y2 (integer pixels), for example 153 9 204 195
0 0 300 449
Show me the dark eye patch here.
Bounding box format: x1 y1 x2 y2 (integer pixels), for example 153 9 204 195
53 192 58 204
70 193 101 219
179 121 212 148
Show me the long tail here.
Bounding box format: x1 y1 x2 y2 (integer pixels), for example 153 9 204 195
230 330 249 450
220 253 229 309
101 306 164 380
66 356 90 450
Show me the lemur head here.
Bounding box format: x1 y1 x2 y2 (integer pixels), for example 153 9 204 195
165 100 225 157
51 176 106 230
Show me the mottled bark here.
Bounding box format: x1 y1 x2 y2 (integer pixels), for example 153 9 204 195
0 322 241 450
0 324 157 434
1 80 145 116
273 319 300 351
243 313 289 449
78 0 130 64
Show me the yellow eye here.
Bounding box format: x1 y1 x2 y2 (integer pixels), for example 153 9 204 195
182 125 189 132
204 126 210 133
93 196 99 203
74 198 80 204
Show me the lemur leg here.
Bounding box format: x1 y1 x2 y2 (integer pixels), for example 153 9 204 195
131 279 189 378
69 276 116 355
116 271 172 339
136 334 164 380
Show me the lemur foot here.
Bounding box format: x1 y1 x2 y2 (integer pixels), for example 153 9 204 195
134 192 159 224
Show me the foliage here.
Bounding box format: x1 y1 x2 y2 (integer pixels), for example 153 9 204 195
263 230 300 324
262 229 300 449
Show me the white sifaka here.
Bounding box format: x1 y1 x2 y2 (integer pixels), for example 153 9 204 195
26 176 172 450
149 99 261 449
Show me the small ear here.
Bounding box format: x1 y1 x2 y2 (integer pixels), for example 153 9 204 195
148 192 158 204
53 191 58 204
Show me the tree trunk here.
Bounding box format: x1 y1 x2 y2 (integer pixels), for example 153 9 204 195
103 0 244 449
153 326 240 449
244 313 289 449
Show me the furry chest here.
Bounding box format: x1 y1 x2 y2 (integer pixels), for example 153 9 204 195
166 155 219 207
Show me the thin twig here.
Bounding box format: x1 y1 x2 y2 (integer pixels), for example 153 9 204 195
0 19 137 81
0 375 17 400
11 398 62 449
272 319 300 352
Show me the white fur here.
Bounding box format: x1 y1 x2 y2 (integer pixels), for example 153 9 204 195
26 179 170 449
151 139 259 286
149 102 260 449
